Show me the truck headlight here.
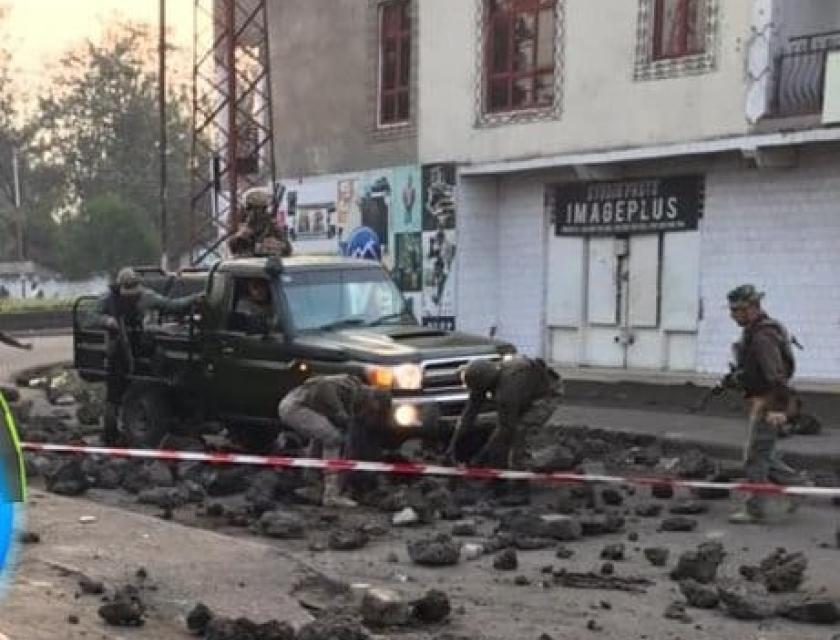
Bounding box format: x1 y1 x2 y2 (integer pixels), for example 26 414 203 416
392 363 422 390
366 364 422 390
393 404 420 427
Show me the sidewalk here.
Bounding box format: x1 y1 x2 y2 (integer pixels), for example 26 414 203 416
554 402 840 471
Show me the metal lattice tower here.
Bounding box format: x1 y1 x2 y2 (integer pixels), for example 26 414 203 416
190 0 276 264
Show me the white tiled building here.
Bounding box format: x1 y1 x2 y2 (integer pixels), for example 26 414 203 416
260 0 840 383
416 0 840 384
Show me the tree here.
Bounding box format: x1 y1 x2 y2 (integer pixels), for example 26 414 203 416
58 193 159 279
30 20 194 276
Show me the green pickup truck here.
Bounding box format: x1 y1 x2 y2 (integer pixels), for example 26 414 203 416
73 254 514 451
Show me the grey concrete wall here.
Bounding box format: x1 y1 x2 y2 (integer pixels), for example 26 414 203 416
267 0 418 178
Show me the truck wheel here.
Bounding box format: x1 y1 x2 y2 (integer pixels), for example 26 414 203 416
121 384 172 449
227 423 281 454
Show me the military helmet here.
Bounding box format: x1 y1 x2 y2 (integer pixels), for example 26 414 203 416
116 267 141 292
727 284 764 308
242 186 272 210
461 359 500 393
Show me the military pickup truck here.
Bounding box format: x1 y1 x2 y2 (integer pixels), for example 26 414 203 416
73 255 515 451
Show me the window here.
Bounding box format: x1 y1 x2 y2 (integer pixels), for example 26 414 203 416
378 0 411 126
483 0 557 114
652 0 707 60
283 268 409 332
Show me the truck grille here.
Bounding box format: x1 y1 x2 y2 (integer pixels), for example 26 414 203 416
421 354 500 393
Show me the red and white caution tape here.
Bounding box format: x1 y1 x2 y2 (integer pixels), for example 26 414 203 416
20 441 837 498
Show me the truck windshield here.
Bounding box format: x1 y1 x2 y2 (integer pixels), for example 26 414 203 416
282 267 414 331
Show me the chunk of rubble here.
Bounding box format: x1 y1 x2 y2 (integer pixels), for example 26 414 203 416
451 519 477 537
204 616 295 640
670 542 725 584
98 586 146 627
778 596 840 625
600 488 623 506
256 510 304 539
643 547 669 567
580 513 624 536
392 507 420 526
407 534 460 567
600 544 625 562
679 579 719 609
740 548 807 593
360 587 412 627
411 589 451 624
45 459 90 496
634 503 663 518
717 580 776 620
668 500 708 515
676 449 716 479
493 549 518 571
328 528 369 551
659 517 697 532
296 614 370 640
663 602 692 623
186 602 213 634
528 444 579 472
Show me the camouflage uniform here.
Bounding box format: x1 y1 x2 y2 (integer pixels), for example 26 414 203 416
728 285 804 521
228 187 293 258
91 268 202 444
278 374 391 507
447 356 563 468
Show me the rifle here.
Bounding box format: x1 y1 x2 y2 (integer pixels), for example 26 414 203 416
688 363 742 414
116 316 136 375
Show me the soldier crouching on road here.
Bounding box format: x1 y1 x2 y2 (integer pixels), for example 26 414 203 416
726 284 809 524
90 267 204 445
278 374 391 508
444 356 564 469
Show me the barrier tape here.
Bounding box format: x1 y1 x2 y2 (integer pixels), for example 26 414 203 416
20 441 837 498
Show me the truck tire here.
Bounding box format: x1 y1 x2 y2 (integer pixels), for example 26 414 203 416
227 423 282 454
120 384 172 449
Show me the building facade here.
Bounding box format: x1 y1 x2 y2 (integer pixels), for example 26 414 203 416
261 0 840 382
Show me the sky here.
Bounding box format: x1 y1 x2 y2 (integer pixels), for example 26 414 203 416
3 1 194 107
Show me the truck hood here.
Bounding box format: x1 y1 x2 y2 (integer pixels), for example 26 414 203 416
291 324 512 363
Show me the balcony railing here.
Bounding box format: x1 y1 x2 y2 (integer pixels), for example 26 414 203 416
769 30 840 118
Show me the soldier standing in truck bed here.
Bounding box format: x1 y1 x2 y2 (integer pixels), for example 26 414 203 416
445 356 563 469
228 187 293 258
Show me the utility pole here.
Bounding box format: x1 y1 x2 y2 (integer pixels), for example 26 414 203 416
12 148 22 262
159 0 168 270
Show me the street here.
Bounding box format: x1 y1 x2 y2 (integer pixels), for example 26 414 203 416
3 336 840 639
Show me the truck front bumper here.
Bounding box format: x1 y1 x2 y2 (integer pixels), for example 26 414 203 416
391 392 468 429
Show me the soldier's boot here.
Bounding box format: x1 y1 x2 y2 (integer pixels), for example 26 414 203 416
728 495 766 524
322 473 357 509
102 402 120 446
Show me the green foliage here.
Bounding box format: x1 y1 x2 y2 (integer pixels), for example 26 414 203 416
11 20 196 277
0 298 73 314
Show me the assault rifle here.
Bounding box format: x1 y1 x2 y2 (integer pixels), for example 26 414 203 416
688 363 742 414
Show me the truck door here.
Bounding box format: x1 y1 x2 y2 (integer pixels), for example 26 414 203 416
203 274 298 421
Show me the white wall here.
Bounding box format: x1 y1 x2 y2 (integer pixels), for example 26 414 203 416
0 275 107 300
457 174 547 356
697 154 840 380
419 0 753 165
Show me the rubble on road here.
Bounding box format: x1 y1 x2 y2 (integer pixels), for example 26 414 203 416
187 602 213 634
599 543 625 561
716 580 776 621
663 601 692 623
410 589 451 624
45 458 90 496
328 528 369 551
296 614 370 640
551 569 653 593
256 510 304 539
643 547 669 567
670 542 725 583
360 587 412 627
98 585 146 627
739 548 807 593
493 548 518 571
407 534 460 566
203 616 295 640
679 579 719 609
658 517 697 532
777 595 840 625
